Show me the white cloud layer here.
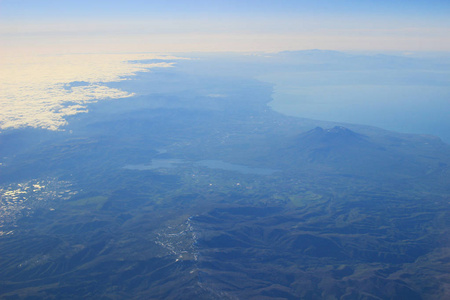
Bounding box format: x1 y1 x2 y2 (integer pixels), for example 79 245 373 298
0 53 179 131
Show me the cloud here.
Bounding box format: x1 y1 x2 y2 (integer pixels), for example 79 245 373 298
0 53 182 131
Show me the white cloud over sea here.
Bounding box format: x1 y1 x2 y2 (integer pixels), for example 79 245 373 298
0 53 179 131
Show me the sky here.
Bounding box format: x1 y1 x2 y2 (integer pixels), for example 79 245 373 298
1 0 450 54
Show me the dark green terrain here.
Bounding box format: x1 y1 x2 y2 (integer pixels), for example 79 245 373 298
0 55 449 299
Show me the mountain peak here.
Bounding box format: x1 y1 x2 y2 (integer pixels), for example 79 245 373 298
298 126 365 146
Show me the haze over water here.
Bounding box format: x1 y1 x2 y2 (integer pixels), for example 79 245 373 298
264 61 450 142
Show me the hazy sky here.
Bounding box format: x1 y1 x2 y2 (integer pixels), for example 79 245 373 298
1 0 450 54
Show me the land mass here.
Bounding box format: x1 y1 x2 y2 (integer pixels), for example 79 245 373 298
0 53 449 299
